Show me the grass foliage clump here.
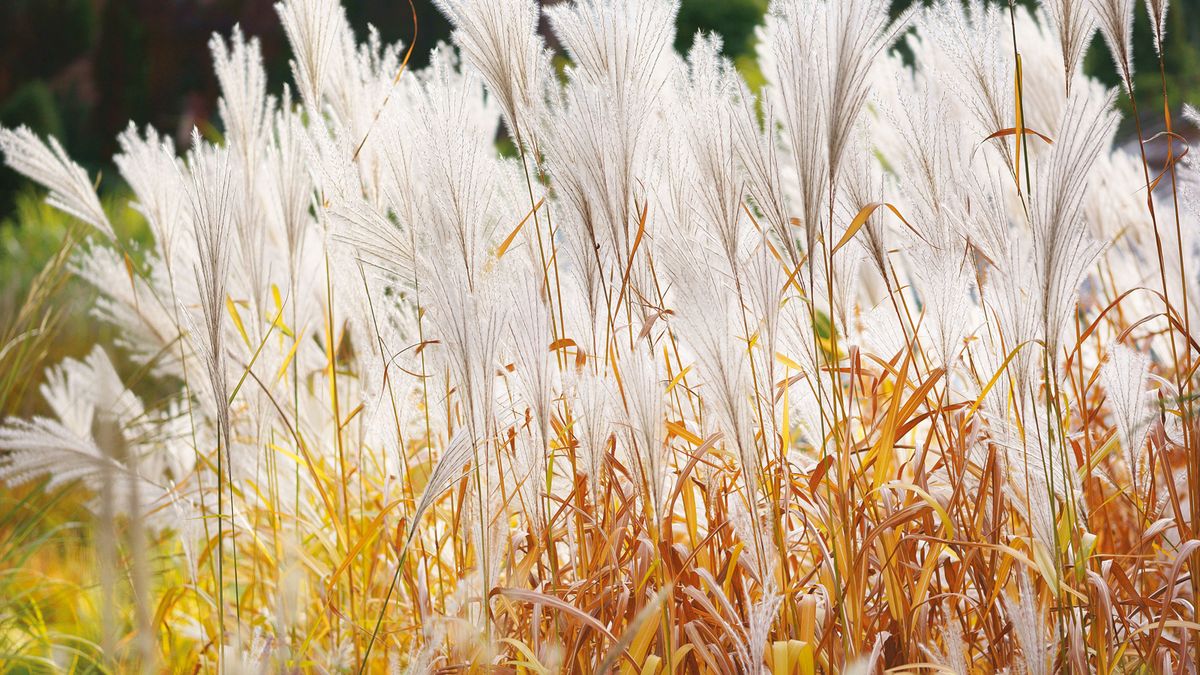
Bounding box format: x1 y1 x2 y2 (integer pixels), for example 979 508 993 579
1 0 1199 671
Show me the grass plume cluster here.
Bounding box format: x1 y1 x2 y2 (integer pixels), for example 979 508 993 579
1 0 1199 672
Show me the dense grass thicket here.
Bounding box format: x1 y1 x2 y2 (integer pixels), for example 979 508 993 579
1 0 1198 672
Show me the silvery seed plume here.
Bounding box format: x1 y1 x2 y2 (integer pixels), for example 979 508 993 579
1042 0 1097 91
733 87 797 266
744 229 786 431
0 347 159 510
1090 0 1136 80
507 275 558 530
616 343 668 521
668 244 758 499
823 0 913 185
680 33 748 280
1099 343 1154 494
919 1 1015 168
762 0 829 255
570 372 616 501
425 260 507 456
540 76 666 325
0 126 115 240
212 27 272 159
115 125 187 264
213 26 274 314
417 50 504 291
329 195 414 283
981 242 1042 414
1144 0 1170 55
1030 89 1117 361
924 602 969 675
433 0 552 140
988 404 1080 558
275 0 343 111
841 144 890 280
912 240 976 368
266 99 316 278
183 132 238 450
740 587 783 674
545 0 679 103
1006 571 1051 675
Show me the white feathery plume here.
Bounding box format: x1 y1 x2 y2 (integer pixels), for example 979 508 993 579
183 133 237 446
924 602 968 674
824 0 913 184
329 196 413 282
542 0 676 290
734 89 796 266
912 241 976 368
266 99 316 277
1099 344 1154 492
1042 0 1097 89
417 49 504 291
744 230 786 436
990 404 1080 556
841 147 889 280
617 344 668 521
275 0 343 111
0 126 115 240
1090 0 1136 80
212 26 274 314
1030 90 1117 361
680 33 748 280
761 0 828 254
425 264 506 457
115 125 187 263
1143 0 1170 56
0 348 157 510
539 80 637 274
0 417 129 493
918 1 1015 167
433 0 552 139
1006 571 1050 675
560 214 611 357
571 372 615 500
507 275 558 529
740 587 783 674
211 27 272 156
545 0 679 100
983 242 1042 409
669 245 758 499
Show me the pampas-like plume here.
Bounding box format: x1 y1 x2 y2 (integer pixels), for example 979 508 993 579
1099 343 1154 492
275 0 343 111
1090 0 1136 79
824 0 912 184
1007 571 1050 675
1031 90 1117 360
616 343 668 521
1143 0 1170 55
0 126 115 240
761 0 828 254
1042 0 1097 89
115 125 187 263
183 133 237 451
0 347 157 505
433 0 551 138
545 0 679 99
